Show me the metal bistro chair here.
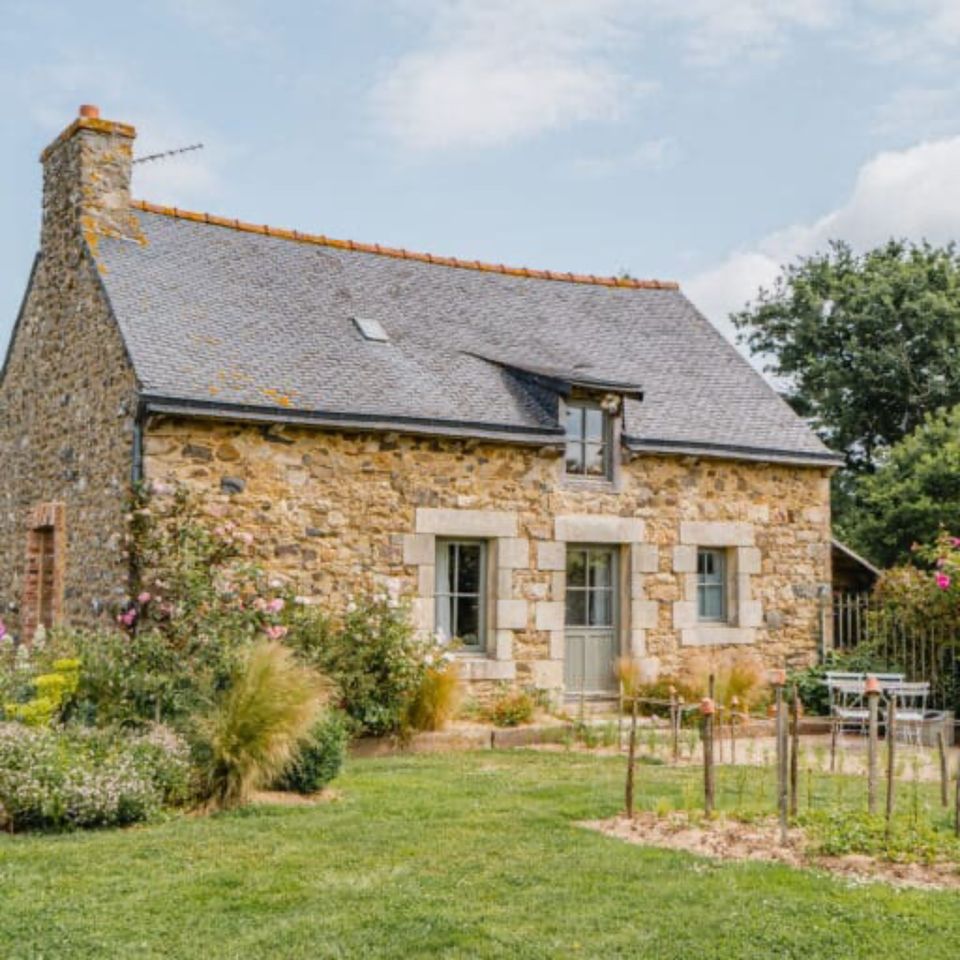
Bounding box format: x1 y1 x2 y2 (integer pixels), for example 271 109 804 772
825 672 869 734
824 672 904 736
885 681 930 746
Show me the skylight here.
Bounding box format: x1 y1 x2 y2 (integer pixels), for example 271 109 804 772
353 317 389 342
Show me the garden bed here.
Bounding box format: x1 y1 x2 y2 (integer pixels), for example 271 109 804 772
584 813 960 890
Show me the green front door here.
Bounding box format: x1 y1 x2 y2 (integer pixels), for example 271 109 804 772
564 545 619 696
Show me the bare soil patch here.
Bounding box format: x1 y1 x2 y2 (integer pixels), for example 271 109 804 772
584 813 960 890
250 788 342 807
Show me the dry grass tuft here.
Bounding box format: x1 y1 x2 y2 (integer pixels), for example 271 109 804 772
200 641 326 810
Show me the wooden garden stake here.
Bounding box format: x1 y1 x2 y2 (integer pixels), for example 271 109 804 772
865 675 880 815
625 693 638 819
708 674 716 764
617 681 624 753
885 697 897 837
789 686 800 818
773 670 788 844
701 697 715 816
670 686 679 764
938 729 949 808
829 716 838 773
730 695 739 766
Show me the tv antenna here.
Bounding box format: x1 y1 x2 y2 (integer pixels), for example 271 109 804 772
132 143 204 165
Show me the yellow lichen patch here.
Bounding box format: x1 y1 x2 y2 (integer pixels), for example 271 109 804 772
261 387 297 408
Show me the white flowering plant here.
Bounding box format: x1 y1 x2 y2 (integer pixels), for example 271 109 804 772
0 722 193 832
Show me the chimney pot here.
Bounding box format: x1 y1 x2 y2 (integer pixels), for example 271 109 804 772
79 104 100 119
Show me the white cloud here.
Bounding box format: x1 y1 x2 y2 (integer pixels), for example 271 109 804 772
648 0 838 67
686 135 960 340
373 0 841 152
371 0 640 151
854 0 960 64
571 137 681 177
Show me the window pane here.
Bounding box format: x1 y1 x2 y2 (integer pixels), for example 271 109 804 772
436 595 453 639
565 442 584 474
589 588 613 626
564 405 584 441
565 589 587 627
456 543 482 594
584 443 606 476
455 596 480 644
588 550 613 587
441 542 457 594
699 585 723 620
566 549 587 587
584 407 604 441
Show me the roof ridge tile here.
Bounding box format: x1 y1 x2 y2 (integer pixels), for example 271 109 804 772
129 199 680 290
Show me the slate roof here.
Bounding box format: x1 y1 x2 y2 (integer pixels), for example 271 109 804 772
94 205 839 465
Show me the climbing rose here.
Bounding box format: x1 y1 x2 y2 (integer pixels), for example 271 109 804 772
137 592 152 604
936 572 951 590
265 598 284 614
264 624 288 641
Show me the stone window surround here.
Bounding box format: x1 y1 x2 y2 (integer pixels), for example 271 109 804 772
403 508 659 686
671 521 762 647
21 501 67 643
557 395 625 493
404 508 520 682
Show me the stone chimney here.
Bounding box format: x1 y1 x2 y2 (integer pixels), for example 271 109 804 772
39 105 139 252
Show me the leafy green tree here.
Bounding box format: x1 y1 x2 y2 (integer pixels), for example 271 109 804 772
733 240 960 473
845 406 960 566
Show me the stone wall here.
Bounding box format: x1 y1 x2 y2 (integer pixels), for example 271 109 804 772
143 417 832 692
0 112 139 635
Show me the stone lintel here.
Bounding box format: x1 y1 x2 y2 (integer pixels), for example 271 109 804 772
416 508 517 538
679 521 754 547
555 514 645 543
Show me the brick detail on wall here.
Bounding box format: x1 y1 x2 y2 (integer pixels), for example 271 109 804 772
20 502 66 642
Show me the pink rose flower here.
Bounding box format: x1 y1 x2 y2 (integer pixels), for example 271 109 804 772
952 537 960 548
936 572 951 590
137 592 152 604
266 597 284 614
264 625 288 641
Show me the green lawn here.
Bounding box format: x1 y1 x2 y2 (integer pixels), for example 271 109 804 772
2 750 959 959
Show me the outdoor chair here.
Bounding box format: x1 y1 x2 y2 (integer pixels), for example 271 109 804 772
824 671 905 735
885 681 930 745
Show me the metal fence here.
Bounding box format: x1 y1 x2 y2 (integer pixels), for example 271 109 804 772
831 591 960 712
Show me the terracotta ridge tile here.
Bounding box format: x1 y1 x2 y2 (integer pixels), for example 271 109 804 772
128 198 681 290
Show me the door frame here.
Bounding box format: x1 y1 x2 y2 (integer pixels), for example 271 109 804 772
563 543 623 697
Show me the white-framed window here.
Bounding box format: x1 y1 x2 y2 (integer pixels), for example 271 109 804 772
564 401 612 479
697 548 727 622
565 545 617 628
435 539 487 651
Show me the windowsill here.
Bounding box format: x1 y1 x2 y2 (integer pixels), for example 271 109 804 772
452 653 516 681
561 475 617 492
681 624 755 647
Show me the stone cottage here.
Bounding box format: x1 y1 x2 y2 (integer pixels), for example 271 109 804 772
0 106 842 698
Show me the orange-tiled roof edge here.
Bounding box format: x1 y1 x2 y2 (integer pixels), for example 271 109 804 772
129 199 680 291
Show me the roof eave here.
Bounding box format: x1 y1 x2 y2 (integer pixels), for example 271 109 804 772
139 396 566 447
624 436 845 468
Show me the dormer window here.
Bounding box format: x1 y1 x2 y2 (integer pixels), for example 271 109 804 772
564 400 612 479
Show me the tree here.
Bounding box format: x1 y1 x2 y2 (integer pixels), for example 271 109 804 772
844 406 960 567
733 240 960 474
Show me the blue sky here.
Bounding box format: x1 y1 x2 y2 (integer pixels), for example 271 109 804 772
3 0 960 353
